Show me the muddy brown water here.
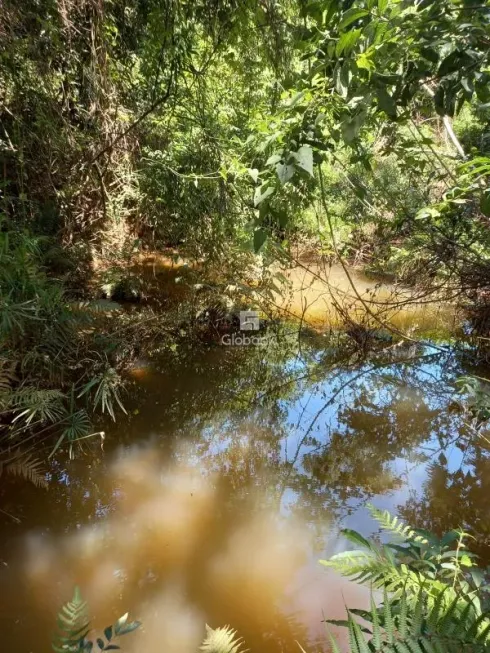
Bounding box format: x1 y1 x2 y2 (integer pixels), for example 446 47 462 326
0 263 489 653
276 262 457 334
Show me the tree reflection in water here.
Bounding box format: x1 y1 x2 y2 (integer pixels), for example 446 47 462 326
0 328 489 653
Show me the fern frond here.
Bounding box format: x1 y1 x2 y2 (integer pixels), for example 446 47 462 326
52 586 90 653
328 585 490 653
200 625 245 653
0 357 15 393
320 549 427 598
51 590 140 653
368 504 429 544
4 452 48 489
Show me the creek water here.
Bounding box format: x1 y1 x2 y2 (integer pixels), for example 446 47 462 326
0 262 489 653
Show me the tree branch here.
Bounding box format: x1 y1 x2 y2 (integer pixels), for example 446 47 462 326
87 70 175 166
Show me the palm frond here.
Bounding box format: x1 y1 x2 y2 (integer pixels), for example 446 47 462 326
10 388 65 425
50 407 93 460
78 368 126 421
0 358 16 410
62 409 91 442
0 298 39 340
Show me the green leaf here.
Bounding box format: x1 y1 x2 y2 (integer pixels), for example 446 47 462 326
461 77 474 95
420 47 439 64
295 146 314 176
338 8 369 30
481 191 490 217
378 0 388 13
275 209 288 228
415 207 440 220
398 587 408 639
285 90 305 108
254 229 267 253
383 587 395 644
441 530 460 547
266 154 282 166
253 185 274 206
116 621 141 636
341 113 365 144
334 61 353 96
336 29 362 57
247 168 259 183
114 613 128 635
370 596 382 650
438 50 462 78
276 162 295 184
348 611 370 653
326 628 342 653
356 52 374 71
104 627 112 642
341 529 372 550
470 568 485 589
376 87 396 118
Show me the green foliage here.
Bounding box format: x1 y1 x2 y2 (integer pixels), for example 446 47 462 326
2 0 490 470
245 0 490 321
0 451 48 489
455 375 490 427
52 587 90 653
0 0 300 464
327 584 490 653
52 589 245 653
52 588 140 653
322 506 490 652
78 369 127 422
322 504 483 596
0 224 127 461
368 506 430 545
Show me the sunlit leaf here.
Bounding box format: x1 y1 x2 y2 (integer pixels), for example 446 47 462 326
294 146 314 176
338 8 370 31
276 162 295 184
253 185 274 206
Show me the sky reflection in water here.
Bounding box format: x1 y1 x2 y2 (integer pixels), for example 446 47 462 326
0 334 489 653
